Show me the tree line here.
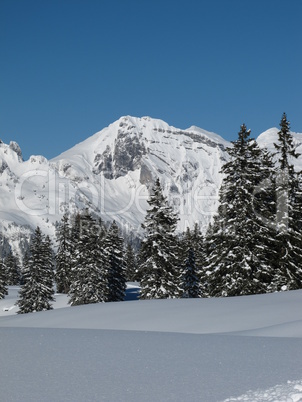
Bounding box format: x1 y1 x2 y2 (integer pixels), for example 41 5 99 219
0 113 301 312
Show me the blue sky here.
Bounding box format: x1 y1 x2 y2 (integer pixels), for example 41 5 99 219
1 0 301 160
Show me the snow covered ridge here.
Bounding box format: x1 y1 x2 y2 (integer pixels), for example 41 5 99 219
0 116 301 251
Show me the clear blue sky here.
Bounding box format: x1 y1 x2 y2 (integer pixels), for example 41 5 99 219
1 0 301 160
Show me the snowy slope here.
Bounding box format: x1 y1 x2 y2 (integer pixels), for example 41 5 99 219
0 116 301 254
1 288 302 401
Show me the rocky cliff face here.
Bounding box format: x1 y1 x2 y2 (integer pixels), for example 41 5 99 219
93 127 147 179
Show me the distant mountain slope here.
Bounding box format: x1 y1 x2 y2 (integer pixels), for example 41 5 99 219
0 116 301 255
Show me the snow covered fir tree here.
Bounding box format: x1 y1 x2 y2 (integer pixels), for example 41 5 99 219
138 178 181 299
204 124 279 296
64 211 127 306
4 251 21 286
177 226 204 298
180 242 200 298
17 226 55 313
269 113 302 290
55 212 73 294
124 242 138 282
103 221 126 302
0 258 8 299
68 210 106 306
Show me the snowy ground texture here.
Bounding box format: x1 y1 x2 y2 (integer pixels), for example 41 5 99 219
1 285 302 401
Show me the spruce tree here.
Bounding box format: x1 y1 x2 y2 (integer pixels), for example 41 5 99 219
270 113 302 290
0 258 8 299
68 210 105 306
103 221 126 302
55 213 73 293
178 225 207 298
4 250 21 285
182 248 200 298
254 148 279 289
274 113 299 170
17 227 55 313
125 242 138 282
42 235 55 300
139 178 181 299
20 251 30 285
69 212 82 271
205 125 277 297
191 223 207 295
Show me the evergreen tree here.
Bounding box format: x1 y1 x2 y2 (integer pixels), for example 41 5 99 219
191 223 207 295
55 213 73 293
42 235 55 300
124 242 138 281
67 212 84 290
69 212 82 268
0 258 8 299
252 147 277 225
178 225 207 298
182 248 200 298
20 251 30 285
270 113 302 290
4 250 21 285
139 178 181 299
0 234 11 259
68 210 105 306
103 221 126 302
274 113 299 170
17 227 55 313
205 125 277 297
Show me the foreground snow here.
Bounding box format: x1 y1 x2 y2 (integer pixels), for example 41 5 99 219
225 380 302 401
0 286 302 401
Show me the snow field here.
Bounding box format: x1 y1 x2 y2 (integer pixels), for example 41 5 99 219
0 287 302 401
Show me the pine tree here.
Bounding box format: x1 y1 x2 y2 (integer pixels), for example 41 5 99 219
42 235 55 300
182 249 200 298
274 113 299 170
20 251 30 285
17 227 55 313
178 225 207 298
270 113 302 290
55 213 73 293
103 221 126 302
124 242 138 281
0 258 8 299
205 125 277 297
4 250 21 285
191 223 207 295
68 210 105 306
139 178 181 299
69 212 82 269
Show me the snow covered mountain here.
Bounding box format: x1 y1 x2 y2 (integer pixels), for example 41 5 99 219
0 116 301 255
51 116 229 233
